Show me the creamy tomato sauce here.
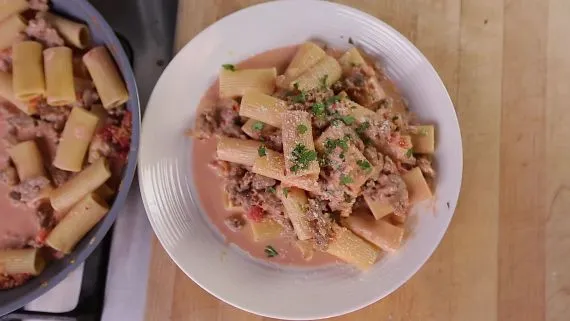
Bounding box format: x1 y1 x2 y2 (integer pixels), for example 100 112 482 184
0 117 40 250
192 46 341 267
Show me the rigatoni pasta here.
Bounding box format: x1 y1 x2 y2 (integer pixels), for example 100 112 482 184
0 248 45 275
45 13 91 49
54 107 100 172
8 140 45 181
44 47 76 106
0 14 26 50
12 41 45 101
190 41 438 270
46 193 109 253
0 0 28 23
219 67 276 98
239 91 287 128
50 158 111 212
0 2 132 290
83 46 129 109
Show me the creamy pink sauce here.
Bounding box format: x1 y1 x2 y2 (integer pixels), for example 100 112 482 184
192 46 341 267
0 115 39 250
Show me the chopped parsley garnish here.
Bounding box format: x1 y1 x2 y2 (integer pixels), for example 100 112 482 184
290 143 317 173
258 145 267 157
320 75 329 89
264 245 278 258
344 193 353 203
311 102 325 117
339 152 345 159
405 148 414 158
266 186 276 194
318 155 329 167
326 95 342 106
324 137 349 154
363 137 374 146
292 91 306 103
341 115 356 125
222 64 235 71
251 121 264 131
297 124 308 134
340 175 353 185
356 121 370 134
356 159 372 172
282 187 290 198
392 115 399 121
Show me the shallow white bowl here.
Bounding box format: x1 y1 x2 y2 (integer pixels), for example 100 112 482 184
139 0 462 319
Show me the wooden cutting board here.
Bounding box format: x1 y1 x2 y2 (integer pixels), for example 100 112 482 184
145 0 570 320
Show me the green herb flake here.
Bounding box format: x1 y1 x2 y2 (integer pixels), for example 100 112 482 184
264 245 278 258
341 115 356 125
283 187 290 198
392 115 399 121
340 175 353 185
344 193 353 203
292 91 306 103
356 121 370 134
222 64 235 71
297 124 308 134
339 153 345 159
326 95 341 106
266 186 276 194
289 143 317 173
258 145 267 157
338 137 349 151
311 102 325 117
320 74 329 89
405 148 414 158
251 121 264 131
356 159 372 172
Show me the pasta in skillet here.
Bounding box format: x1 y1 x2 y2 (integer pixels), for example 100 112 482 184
0 0 132 289
190 41 436 270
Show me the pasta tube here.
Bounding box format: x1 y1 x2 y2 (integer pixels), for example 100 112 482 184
8 140 45 181
279 42 326 88
83 46 129 109
250 219 283 242
0 0 28 22
0 71 35 114
0 15 26 50
290 55 342 91
326 225 379 270
239 91 287 128
44 47 76 106
46 193 109 253
338 47 366 72
0 248 45 275
50 158 111 212
402 167 432 204
219 67 276 98
281 111 319 178
12 41 45 101
411 125 435 154
54 107 100 172
277 185 312 240
252 149 319 192
363 194 394 220
343 210 404 252
45 13 91 49
216 137 262 167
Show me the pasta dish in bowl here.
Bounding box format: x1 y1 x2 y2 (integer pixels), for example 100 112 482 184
0 0 138 315
191 42 436 269
140 0 461 319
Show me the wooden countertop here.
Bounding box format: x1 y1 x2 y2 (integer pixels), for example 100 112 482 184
145 0 570 320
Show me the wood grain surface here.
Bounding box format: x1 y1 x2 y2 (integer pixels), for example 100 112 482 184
145 1 570 320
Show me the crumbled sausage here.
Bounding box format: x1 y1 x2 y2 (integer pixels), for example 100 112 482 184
224 214 246 232
0 164 19 186
26 12 64 47
11 176 51 204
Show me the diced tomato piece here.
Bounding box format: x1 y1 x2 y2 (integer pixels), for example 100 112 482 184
246 206 264 222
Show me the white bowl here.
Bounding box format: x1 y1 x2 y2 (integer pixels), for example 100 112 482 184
138 0 463 319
